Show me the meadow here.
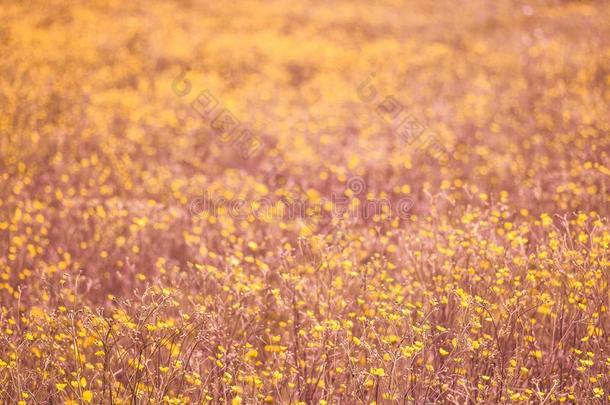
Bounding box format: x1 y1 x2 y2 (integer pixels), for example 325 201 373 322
0 0 609 403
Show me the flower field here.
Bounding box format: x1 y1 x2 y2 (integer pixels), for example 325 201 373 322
0 0 609 403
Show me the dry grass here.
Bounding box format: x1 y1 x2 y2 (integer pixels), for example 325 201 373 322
0 0 609 403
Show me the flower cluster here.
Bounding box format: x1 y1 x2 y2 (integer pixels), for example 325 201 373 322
0 0 609 403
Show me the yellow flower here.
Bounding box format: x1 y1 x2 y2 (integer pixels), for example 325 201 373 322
540 213 552 228
245 349 258 359
370 367 385 377
82 390 93 403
